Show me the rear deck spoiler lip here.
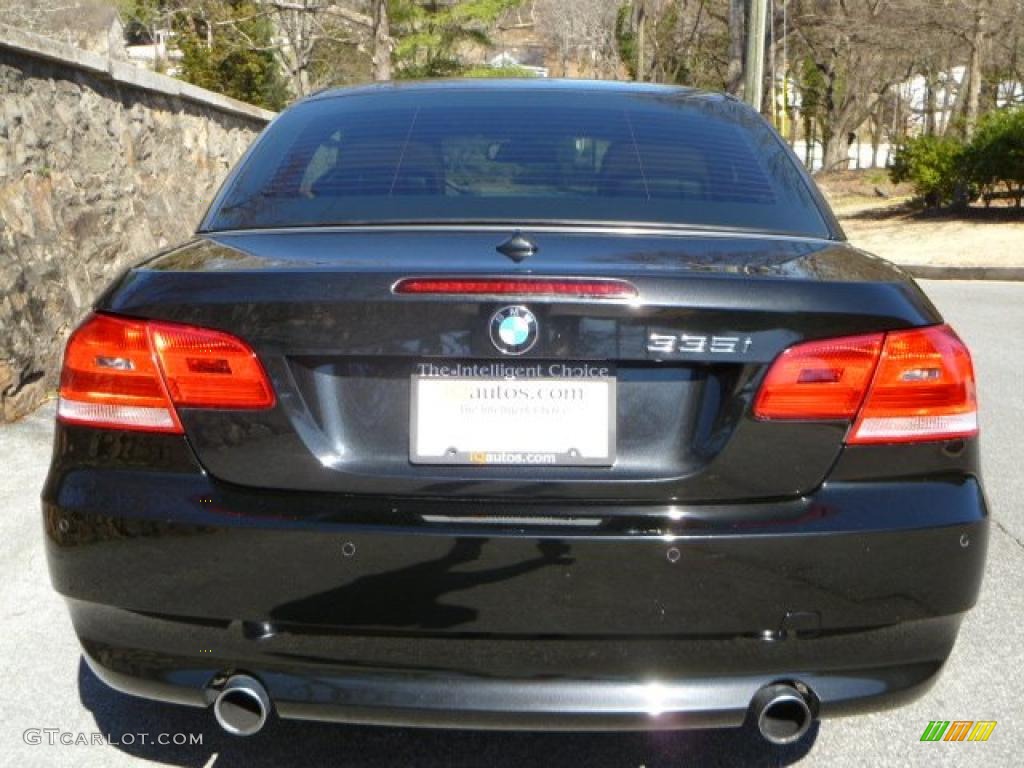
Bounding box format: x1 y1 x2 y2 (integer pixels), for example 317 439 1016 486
196 222 841 244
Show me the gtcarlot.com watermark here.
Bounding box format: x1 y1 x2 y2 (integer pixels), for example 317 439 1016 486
23 729 203 746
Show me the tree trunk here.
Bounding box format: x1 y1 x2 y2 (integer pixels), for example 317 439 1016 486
372 0 392 81
810 120 819 168
965 4 987 138
820 71 841 171
726 0 745 96
944 65 969 137
284 10 309 98
871 125 880 168
893 88 901 141
804 113 814 167
869 99 884 168
938 60 955 135
823 90 883 173
924 73 937 135
821 133 849 173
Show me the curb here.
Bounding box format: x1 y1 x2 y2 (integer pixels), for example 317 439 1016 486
900 265 1024 281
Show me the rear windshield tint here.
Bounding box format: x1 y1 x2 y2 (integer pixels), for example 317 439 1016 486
205 88 831 237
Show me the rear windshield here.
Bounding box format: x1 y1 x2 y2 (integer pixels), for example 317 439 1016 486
205 88 831 237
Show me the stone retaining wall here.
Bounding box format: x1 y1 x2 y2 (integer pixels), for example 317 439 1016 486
0 24 274 421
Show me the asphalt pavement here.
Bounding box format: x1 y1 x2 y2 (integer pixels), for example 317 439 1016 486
0 280 1021 768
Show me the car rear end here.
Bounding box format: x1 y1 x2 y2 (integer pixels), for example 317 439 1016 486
42 81 988 741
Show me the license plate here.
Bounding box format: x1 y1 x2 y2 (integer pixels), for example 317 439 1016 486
410 364 616 466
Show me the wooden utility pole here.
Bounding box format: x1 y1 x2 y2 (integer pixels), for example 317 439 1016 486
744 0 769 111
726 0 746 95
371 0 392 81
636 1 647 81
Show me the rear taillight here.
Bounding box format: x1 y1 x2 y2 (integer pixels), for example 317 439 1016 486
58 314 181 433
58 314 274 434
147 322 275 409
849 325 977 444
753 333 884 420
754 324 977 444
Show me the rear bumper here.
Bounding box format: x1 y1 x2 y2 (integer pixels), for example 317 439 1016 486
74 598 958 729
75 599 958 730
43 428 989 730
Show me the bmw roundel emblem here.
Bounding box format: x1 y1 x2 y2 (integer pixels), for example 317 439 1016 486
489 305 538 355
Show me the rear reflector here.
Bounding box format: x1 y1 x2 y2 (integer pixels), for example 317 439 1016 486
58 314 274 434
393 277 638 299
755 325 978 444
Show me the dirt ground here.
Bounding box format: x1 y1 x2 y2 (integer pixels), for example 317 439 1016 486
817 171 1024 268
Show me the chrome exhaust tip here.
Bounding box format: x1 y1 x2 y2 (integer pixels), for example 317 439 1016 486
751 682 815 745
212 674 271 736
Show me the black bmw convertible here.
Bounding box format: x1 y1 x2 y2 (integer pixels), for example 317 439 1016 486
43 80 987 744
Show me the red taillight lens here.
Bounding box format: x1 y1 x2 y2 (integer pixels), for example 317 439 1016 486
148 321 274 409
59 314 182 433
393 278 638 299
753 333 884 419
849 325 977 444
754 324 978 444
58 314 274 433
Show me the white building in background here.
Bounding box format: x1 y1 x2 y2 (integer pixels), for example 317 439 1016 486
488 51 549 78
125 28 183 76
791 141 895 173
768 80 891 171
775 66 1024 171
894 69 1022 128
997 81 1024 107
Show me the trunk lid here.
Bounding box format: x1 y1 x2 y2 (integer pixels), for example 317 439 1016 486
101 228 939 502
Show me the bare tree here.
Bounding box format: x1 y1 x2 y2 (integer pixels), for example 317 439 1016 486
253 1 389 94
533 0 619 77
791 0 918 171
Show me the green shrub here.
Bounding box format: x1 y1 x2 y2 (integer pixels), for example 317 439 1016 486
461 66 538 78
963 108 1024 207
889 135 966 208
890 108 1024 209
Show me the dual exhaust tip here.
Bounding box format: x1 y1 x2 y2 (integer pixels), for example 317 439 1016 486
751 682 817 745
212 675 271 737
209 674 815 744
